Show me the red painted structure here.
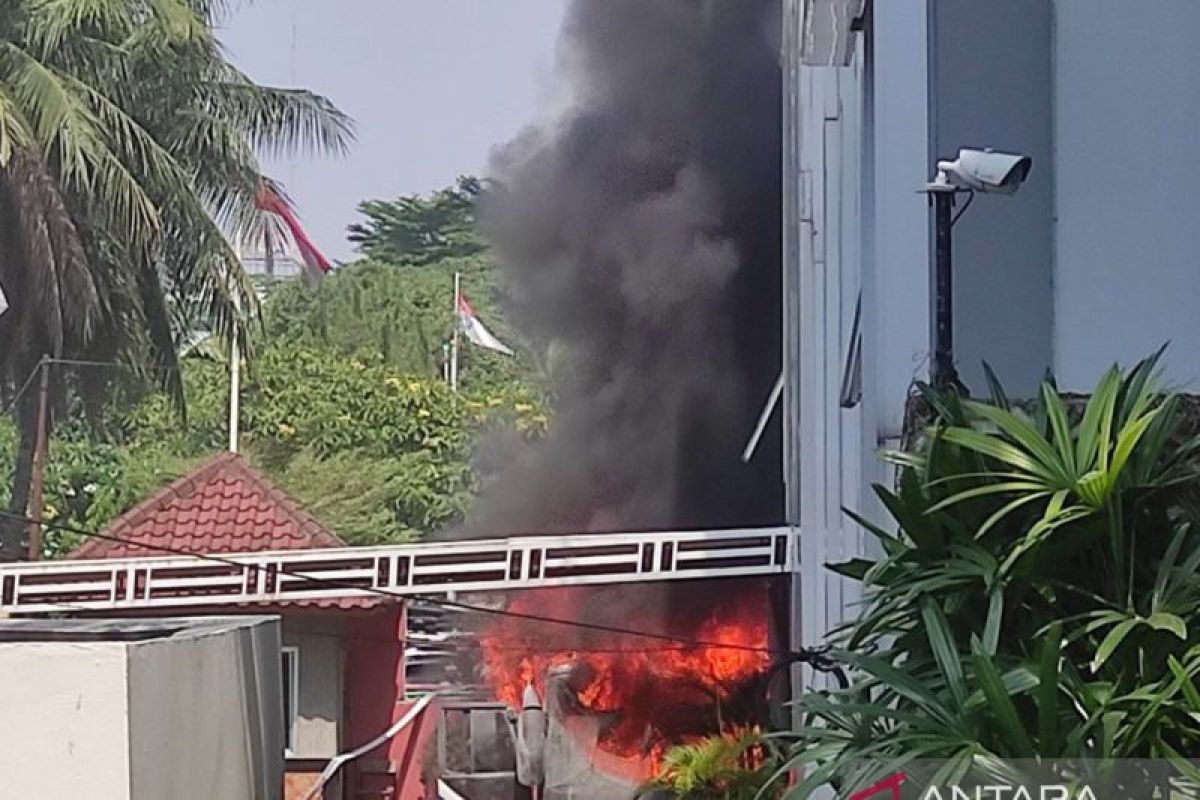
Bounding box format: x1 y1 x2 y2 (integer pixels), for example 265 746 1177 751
65 453 434 800
344 603 441 799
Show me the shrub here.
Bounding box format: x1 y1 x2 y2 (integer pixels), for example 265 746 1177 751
782 353 1200 796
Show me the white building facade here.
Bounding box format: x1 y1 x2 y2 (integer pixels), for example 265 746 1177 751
785 0 1200 676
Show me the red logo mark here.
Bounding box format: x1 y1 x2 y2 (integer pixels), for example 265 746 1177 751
849 770 907 800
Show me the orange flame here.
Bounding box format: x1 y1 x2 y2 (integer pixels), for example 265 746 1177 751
479 584 771 777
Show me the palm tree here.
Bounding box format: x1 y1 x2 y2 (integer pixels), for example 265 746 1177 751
0 0 353 555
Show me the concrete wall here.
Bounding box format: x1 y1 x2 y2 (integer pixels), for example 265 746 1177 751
282 616 345 759
127 619 283 800
0 641 131 799
0 617 282 800
786 0 935 688
930 0 1055 394
869 0 932 438
786 0 1200 654
1053 0 1200 389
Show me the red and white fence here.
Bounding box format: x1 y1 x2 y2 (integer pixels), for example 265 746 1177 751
0 527 797 614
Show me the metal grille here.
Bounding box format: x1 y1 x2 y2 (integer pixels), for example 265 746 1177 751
0 527 796 614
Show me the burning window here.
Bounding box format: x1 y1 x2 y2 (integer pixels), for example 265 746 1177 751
473 579 779 783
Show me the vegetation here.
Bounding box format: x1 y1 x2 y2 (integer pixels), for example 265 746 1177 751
642 731 783 800
1 177 549 557
0 0 351 554
262 256 529 389
347 175 485 266
781 353 1200 796
0 0 539 563
5 340 547 557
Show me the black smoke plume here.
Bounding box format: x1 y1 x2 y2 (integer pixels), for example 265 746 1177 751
472 0 782 536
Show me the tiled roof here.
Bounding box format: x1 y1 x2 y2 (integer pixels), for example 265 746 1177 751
68 453 385 610
70 452 346 559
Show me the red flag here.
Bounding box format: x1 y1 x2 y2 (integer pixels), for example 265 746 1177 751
457 294 514 355
254 186 332 280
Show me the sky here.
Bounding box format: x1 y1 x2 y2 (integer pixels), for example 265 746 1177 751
219 0 570 260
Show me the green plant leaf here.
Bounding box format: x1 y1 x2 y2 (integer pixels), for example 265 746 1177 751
981 587 1004 656
967 401 1070 484
827 558 873 581
921 596 967 706
1036 623 1063 754
926 481 1048 515
1092 618 1140 672
1168 655 1200 712
971 637 1035 757
1041 382 1076 477
1076 367 1120 469
981 361 1011 411
940 426 1055 483
1145 612 1187 640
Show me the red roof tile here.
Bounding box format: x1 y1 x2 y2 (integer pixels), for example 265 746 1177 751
69 452 346 559
68 453 385 611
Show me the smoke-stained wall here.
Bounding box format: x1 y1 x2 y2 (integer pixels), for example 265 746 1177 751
474 0 783 536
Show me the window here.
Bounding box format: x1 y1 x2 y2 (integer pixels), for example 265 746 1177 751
281 647 299 756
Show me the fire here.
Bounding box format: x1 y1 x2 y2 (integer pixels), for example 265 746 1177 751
479 582 772 778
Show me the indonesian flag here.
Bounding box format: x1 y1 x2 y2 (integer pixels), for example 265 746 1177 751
254 185 332 281
458 294 513 355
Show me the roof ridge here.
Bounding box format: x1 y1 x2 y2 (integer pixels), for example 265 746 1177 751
68 451 347 560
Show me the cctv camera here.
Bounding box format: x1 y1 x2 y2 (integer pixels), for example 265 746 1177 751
935 148 1032 195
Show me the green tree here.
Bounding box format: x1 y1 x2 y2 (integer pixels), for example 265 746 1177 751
262 257 533 392
16 343 549 554
347 176 486 265
0 0 351 554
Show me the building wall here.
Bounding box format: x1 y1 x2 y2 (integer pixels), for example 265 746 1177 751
869 0 932 442
930 0 1055 395
788 0 1054 657
787 0 932 685
0 617 282 800
127 618 284 800
786 0 928 684
787 0 1200 653
343 606 431 798
282 616 345 759
1053 0 1200 389
0 641 131 798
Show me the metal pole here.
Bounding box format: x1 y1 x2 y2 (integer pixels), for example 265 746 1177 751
229 328 241 453
931 188 958 389
450 273 461 393
263 227 275 277
27 357 50 560
229 241 242 453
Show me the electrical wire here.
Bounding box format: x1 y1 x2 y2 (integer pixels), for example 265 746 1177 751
1 356 182 420
0 354 846 674
0 363 850 693
0 509 843 673
44 358 182 374
0 357 47 417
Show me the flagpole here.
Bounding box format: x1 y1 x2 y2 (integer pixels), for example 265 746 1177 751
228 239 242 454
450 272 461 393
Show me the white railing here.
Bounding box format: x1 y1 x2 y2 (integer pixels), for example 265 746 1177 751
0 527 796 614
